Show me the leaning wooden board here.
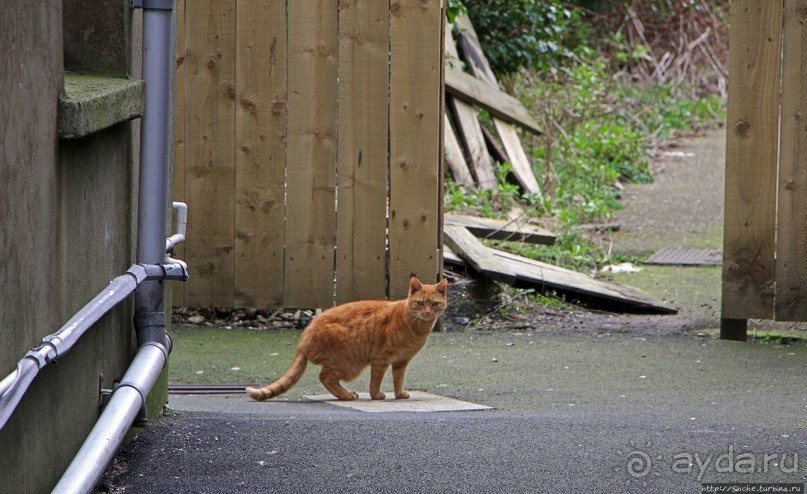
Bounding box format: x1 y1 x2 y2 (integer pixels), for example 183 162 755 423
494 249 677 313
444 224 516 284
454 14 541 196
445 66 542 135
444 28 496 189
443 240 676 314
445 214 556 245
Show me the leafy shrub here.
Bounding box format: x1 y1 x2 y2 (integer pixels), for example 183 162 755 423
445 1 728 272
449 0 585 78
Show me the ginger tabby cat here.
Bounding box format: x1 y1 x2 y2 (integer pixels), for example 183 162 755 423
246 276 448 401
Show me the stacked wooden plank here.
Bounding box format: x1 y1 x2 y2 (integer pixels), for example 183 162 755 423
444 14 542 196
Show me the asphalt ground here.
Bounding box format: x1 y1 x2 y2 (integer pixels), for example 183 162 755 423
101 327 807 493
98 129 807 493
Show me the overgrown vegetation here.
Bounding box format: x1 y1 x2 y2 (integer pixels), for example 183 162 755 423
445 0 728 273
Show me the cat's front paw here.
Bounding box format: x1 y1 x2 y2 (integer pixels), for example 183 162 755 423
370 391 386 400
394 390 410 400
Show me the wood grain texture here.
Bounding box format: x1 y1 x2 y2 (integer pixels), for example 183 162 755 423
443 225 516 284
183 0 237 307
448 95 496 189
454 14 541 196
444 113 475 187
493 250 677 314
445 66 542 135
389 0 443 299
172 0 187 306
335 0 390 304
721 0 781 319
445 214 556 245
174 0 443 308
285 0 338 308
234 0 286 307
775 0 807 321
444 25 494 189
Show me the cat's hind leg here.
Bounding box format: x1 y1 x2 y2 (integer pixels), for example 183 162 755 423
319 367 359 401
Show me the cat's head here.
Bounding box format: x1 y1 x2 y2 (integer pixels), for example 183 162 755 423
407 276 448 321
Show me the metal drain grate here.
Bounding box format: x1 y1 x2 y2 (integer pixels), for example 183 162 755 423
645 246 722 266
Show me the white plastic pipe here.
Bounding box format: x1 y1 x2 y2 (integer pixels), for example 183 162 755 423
165 201 187 251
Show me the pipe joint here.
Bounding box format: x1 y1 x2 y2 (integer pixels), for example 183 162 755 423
159 261 189 282
126 264 149 284
133 262 189 282
133 311 166 347
24 343 58 368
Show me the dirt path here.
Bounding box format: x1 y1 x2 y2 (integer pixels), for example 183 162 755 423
442 128 730 336
613 128 726 256
599 128 727 332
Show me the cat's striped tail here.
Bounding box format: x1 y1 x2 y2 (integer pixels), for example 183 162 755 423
246 352 308 401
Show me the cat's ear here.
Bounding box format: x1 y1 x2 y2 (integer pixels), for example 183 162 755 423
436 278 448 296
409 276 423 295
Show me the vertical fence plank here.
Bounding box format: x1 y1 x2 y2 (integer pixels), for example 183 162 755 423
285 0 338 307
183 0 237 307
389 0 443 299
172 0 187 307
775 0 807 321
335 0 390 304
234 0 286 308
721 0 781 320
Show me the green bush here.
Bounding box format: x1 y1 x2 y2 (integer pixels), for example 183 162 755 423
450 0 585 78
445 1 727 273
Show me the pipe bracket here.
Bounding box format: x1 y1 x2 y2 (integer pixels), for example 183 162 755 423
160 261 189 282
134 262 189 282
24 343 58 368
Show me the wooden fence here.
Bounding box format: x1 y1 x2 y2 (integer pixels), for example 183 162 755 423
722 0 807 335
172 0 445 309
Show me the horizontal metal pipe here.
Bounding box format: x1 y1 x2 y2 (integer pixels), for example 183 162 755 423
0 273 138 431
46 274 140 358
0 364 19 397
53 342 169 494
0 262 187 431
0 359 39 429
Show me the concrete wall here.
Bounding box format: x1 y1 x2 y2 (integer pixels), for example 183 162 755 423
0 1 149 492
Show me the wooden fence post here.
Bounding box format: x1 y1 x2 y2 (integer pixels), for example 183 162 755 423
284 0 338 308
335 0 390 304
389 0 444 299
721 0 782 337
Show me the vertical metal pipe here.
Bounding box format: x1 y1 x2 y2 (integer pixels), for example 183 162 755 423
135 4 174 347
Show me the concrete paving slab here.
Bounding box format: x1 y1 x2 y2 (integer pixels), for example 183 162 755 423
167 393 336 416
303 391 493 412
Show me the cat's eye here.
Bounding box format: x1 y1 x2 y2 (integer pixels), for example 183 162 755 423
431 301 441 307
417 300 425 306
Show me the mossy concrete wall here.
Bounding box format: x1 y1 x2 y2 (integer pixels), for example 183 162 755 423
0 1 165 492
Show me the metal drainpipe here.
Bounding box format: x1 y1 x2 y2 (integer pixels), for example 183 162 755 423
134 0 174 348
53 2 177 492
